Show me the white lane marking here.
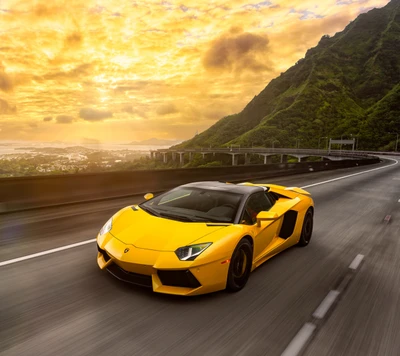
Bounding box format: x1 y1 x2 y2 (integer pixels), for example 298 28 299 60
349 254 364 270
280 323 316 356
312 290 340 319
301 158 398 189
0 239 96 267
1 158 398 267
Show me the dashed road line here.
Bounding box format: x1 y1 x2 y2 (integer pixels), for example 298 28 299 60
312 290 340 319
349 254 364 270
280 253 365 356
280 323 316 356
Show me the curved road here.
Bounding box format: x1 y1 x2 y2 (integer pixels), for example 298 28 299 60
1 158 399 356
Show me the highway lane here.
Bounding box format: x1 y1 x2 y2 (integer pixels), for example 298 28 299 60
0 159 393 262
1 158 399 356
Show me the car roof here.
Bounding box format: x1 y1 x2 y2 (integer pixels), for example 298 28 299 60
179 181 265 195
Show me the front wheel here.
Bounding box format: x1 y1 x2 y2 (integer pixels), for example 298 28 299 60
298 208 313 247
226 239 253 292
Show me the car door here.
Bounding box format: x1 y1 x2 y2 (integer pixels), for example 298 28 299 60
241 192 281 261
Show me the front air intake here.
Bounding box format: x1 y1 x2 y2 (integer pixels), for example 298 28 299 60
97 245 111 262
158 270 201 288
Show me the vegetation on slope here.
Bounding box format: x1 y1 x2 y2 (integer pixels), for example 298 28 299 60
176 0 400 151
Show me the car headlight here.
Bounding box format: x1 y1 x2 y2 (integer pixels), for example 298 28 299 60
175 243 212 261
99 218 112 236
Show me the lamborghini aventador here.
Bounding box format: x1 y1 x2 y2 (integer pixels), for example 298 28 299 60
96 181 314 296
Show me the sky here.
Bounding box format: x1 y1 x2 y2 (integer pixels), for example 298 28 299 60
0 0 390 143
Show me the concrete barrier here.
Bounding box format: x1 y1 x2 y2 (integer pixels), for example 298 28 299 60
0 157 380 213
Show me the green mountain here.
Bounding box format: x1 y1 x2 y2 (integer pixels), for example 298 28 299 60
177 0 400 151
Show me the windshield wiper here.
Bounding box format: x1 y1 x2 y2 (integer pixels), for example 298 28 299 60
139 205 161 217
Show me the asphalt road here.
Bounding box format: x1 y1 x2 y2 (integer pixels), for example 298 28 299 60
1 158 399 356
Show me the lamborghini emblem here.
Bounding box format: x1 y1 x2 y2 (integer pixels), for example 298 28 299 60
124 248 130 253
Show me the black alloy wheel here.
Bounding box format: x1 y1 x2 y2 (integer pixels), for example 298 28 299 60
298 208 313 247
226 239 253 292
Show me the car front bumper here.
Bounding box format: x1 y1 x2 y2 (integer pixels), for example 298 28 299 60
97 243 230 296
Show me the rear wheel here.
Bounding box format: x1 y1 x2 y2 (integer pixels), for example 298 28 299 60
298 208 313 247
226 239 253 292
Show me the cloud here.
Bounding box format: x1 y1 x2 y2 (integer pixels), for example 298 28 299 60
56 115 75 124
65 32 83 47
0 98 16 114
122 105 148 118
33 3 63 18
43 116 53 122
29 122 38 128
40 63 92 81
0 0 390 142
0 63 13 92
79 107 113 121
203 29 270 73
156 103 178 115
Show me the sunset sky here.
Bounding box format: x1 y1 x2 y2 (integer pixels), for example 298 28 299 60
0 0 390 143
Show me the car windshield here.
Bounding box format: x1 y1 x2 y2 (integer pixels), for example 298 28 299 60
139 187 242 223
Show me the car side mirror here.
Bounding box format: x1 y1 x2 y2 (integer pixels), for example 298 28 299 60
256 211 279 227
144 193 154 200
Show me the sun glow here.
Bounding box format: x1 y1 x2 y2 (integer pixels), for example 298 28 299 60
0 0 390 142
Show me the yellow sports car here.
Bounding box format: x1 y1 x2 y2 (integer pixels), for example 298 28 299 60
97 181 314 296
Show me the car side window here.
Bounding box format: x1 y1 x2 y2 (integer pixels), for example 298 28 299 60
241 192 273 225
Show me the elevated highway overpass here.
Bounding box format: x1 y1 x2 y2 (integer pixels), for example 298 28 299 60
151 147 395 165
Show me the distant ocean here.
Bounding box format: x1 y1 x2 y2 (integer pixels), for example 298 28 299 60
0 141 172 156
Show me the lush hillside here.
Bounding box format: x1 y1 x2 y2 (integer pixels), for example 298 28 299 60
177 0 400 151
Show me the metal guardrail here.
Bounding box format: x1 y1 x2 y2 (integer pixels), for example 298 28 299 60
153 147 398 156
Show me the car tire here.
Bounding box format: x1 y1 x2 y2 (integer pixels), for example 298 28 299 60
226 238 253 292
298 208 313 247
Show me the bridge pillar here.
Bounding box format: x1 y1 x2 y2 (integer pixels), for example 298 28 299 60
281 154 287 163
189 152 193 162
178 152 184 165
201 153 206 159
231 154 238 166
162 152 168 163
245 153 251 165
150 151 154 159
261 155 272 164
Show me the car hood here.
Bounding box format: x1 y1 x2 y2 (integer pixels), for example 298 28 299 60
109 206 228 251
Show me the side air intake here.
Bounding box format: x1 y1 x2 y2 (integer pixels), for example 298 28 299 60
280 210 298 239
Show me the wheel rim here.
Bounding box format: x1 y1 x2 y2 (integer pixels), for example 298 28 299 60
231 246 250 286
303 214 313 243
232 249 247 278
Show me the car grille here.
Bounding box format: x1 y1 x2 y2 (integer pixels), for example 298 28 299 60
97 245 111 262
157 270 201 289
106 263 153 288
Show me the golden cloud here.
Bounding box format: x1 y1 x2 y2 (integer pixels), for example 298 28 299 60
0 0 390 142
